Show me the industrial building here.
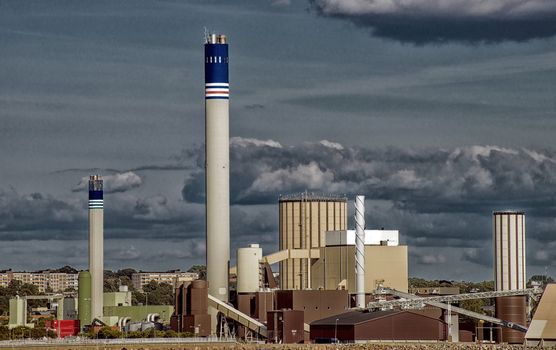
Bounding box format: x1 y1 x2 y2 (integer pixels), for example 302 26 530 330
310 310 448 342
0 269 78 292
6 32 544 346
279 193 347 290
170 280 211 336
131 270 198 291
311 229 408 293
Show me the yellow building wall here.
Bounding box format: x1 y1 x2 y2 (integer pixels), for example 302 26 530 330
279 198 347 290
311 245 408 293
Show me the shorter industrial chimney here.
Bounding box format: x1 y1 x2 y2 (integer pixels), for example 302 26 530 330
88 175 104 321
355 195 365 308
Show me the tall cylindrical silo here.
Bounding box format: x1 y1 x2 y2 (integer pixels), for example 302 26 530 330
78 271 92 328
237 244 263 293
493 211 527 344
279 193 347 290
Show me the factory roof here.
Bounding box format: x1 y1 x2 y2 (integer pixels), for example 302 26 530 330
279 192 347 202
311 310 400 326
311 310 443 326
493 210 525 215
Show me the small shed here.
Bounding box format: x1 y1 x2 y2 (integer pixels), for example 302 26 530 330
310 310 447 342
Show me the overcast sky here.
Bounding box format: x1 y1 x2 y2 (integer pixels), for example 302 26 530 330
1 0 556 281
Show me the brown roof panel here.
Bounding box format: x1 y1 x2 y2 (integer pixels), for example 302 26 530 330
310 310 403 326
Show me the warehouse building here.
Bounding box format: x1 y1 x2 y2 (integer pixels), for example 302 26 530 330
310 310 447 342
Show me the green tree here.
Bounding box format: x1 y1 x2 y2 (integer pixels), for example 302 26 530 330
30 327 47 339
187 265 206 280
528 275 554 287
0 280 46 315
97 326 121 339
116 268 137 279
53 266 78 274
164 330 178 338
134 281 174 305
126 330 144 338
11 326 32 339
0 326 10 340
460 299 489 315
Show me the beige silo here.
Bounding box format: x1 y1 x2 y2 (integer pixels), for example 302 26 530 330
279 193 347 290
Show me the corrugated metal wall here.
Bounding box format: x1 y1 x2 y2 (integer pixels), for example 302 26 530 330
279 196 347 290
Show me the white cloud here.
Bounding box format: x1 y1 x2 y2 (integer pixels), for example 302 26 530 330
247 161 336 193
320 140 344 150
231 137 282 148
314 0 556 18
73 172 142 193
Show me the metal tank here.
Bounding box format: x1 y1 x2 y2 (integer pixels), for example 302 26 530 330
496 296 527 343
78 271 92 327
279 193 347 290
237 244 263 293
88 175 104 320
493 211 527 344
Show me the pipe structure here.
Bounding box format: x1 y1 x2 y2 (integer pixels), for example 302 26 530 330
204 34 230 304
88 175 104 321
355 195 365 308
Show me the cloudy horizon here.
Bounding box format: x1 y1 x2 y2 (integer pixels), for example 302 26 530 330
1 0 556 281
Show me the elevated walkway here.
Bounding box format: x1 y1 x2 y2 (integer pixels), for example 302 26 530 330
229 248 319 275
381 289 528 332
208 294 267 338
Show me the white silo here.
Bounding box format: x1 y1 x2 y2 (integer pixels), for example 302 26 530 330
237 244 263 293
493 210 527 344
493 211 526 291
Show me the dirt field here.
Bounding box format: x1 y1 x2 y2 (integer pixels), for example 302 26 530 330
0 342 547 350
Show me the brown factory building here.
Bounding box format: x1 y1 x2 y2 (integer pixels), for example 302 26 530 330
275 289 350 324
170 280 211 336
310 310 447 342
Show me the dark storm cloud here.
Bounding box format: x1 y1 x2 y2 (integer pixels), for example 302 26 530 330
0 181 277 247
0 186 204 241
182 138 556 217
0 188 84 239
462 246 493 266
310 0 556 44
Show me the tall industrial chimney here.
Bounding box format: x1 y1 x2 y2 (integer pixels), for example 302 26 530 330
204 33 230 305
355 195 365 308
88 175 104 321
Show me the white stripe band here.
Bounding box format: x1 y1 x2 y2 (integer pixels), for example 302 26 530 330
205 83 229 87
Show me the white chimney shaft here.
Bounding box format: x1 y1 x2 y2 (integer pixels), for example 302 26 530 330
355 195 365 308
